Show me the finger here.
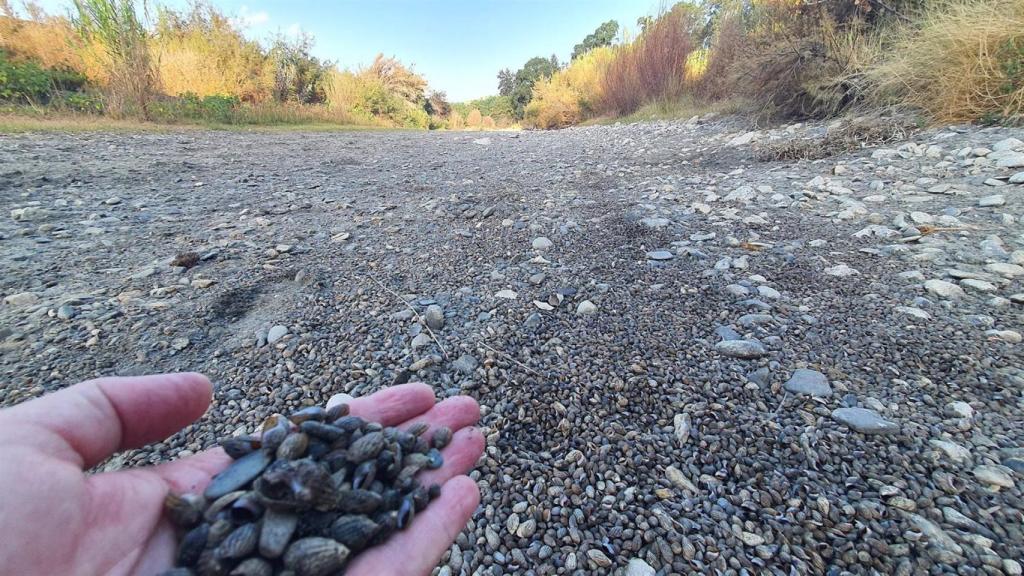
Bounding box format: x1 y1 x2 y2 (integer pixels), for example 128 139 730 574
344 383 437 426
417 426 485 487
152 448 232 494
346 475 480 576
2 372 212 469
397 396 481 437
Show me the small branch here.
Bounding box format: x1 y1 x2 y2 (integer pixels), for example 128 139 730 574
768 391 789 421
478 341 542 378
364 274 449 360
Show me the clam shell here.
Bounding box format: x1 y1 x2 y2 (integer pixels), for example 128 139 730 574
203 491 246 523
259 509 298 559
299 421 344 442
431 426 452 449
283 537 350 576
288 406 327 424
347 431 385 462
276 432 310 460
165 492 204 528
336 489 383 513
332 415 365 433
352 460 377 490
261 415 291 454
206 518 234 546
329 515 380 552
406 422 429 437
204 451 272 500
219 436 261 460
213 523 259 560
254 458 334 511
228 493 265 524
176 523 209 567
196 548 229 576
228 557 273 576
397 494 416 529
325 402 349 421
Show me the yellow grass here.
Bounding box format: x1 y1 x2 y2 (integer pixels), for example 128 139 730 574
869 0 1024 122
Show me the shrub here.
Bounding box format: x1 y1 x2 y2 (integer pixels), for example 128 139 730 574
0 51 51 101
599 5 697 115
466 108 482 129
868 0 1024 123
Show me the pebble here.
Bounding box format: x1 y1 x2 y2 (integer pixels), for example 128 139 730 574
824 264 858 277
978 194 1006 207
424 304 445 330
714 339 767 359
452 354 478 375
532 237 553 250
924 279 965 299
973 465 1015 489
3 292 39 307
625 558 656 576
646 250 674 261
575 300 598 316
985 329 1022 343
831 407 899 434
783 368 832 397
56 304 76 320
266 325 288 344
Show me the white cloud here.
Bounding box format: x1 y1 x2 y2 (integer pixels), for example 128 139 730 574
285 23 303 37
234 6 270 28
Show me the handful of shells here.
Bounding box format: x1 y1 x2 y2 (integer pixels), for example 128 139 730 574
160 402 451 576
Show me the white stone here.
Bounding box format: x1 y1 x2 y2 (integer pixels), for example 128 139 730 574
973 465 1015 489
986 262 1024 278
3 292 39 307
896 306 931 320
924 279 965 299
929 439 970 464
576 300 598 316
1010 172 1024 184
992 137 1023 152
625 558 656 576
978 194 1005 207
824 264 859 277
267 325 289 344
960 279 997 292
531 237 552 250
985 329 1022 343
495 290 517 299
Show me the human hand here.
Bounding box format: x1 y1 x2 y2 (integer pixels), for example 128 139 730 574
0 373 484 575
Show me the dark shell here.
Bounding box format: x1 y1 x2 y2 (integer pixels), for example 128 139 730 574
397 494 416 529
425 448 444 469
299 421 344 442
428 483 442 499
176 523 209 567
288 406 327 424
322 449 349 472
254 458 334 511
347 431 385 462
413 437 430 453
204 451 272 500
228 493 265 524
294 510 340 538
325 402 350 421
261 415 291 454
276 432 310 460
412 485 430 511
196 549 229 576
219 436 261 460
165 492 204 528
204 491 246 523
329 515 380 552
259 509 298 559
402 452 431 470
352 460 377 490
336 489 383 514
395 431 416 451
206 519 235 546
332 415 365 432
283 537 350 576
227 557 272 576
405 422 429 437
214 523 259 560
431 426 453 449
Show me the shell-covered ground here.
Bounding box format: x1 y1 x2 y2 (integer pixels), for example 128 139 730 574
1 117 1023 575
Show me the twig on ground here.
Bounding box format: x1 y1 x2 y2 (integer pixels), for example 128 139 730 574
363 274 449 360
478 341 543 378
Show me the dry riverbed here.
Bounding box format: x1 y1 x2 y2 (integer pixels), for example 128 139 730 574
2 117 1023 574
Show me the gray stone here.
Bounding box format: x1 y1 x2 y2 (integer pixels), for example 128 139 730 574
267 325 288 344
56 304 76 320
924 279 965 299
646 250 674 261
831 407 899 435
978 194 1006 207
715 339 767 359
640 217 670 228
411 333 432 349
784 369 833 397
452 354 478 374
625 558 656 576
532 237 553 250
3 292 39 307
424 304 445 330
576 300 598 316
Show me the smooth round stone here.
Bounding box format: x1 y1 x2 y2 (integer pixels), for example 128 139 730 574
576 300 598 316
715 339 767 359
267 325 289 344
532 237 553 250
625 558 656 576
784 369 832 397
646 250 674 261
424 304 445 330
831 407 899 435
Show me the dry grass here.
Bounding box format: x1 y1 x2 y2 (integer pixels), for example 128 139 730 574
754 116 918 161
600 6 697 115
868 0 1024 123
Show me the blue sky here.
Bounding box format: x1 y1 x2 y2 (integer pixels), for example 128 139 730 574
32 0 659 101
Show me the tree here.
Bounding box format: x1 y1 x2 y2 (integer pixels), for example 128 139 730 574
508 55 559 119
497 68 514 96
268 32 330 103
571 20 619 60
424 90 450 118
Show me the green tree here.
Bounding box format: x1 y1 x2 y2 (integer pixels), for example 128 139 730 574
425 89 450 117
497 68 514 96
268 32 330 103
509 56 558 119
571 20 619 60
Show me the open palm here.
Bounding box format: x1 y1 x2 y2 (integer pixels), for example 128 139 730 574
0 373 484 575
